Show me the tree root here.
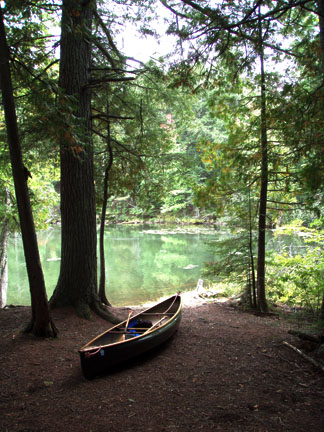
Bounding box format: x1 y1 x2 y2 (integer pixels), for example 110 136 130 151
24 317 58 338
91 300 121 324
50 293 122 324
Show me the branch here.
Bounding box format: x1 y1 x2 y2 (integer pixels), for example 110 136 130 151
12 58 59 92
91 37 117 68
267 200 303 206
18 1 60 12
159 0 191 19
176 0 310 57
181 0 315 32
283 341 324 373
89 75 136 86
93 9 125 63
267 206 300 212
91 128 142 159
91 113 135 121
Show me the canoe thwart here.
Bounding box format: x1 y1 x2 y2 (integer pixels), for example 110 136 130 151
79 294 182 379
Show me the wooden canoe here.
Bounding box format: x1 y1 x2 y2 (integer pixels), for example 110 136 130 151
79 294 182 379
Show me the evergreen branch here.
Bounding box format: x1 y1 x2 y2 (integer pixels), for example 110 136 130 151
268 189 288 192
91 128 141 159
268 171 298 175
93 9 125 63
91 37 117 68
267 206 301 212
16 1 61 12
89 75 136 87
267 200 303 206
123 56 147 68
89 67 143 75
12 58 59 92
91 113 135 121
172 0 309 57
159 0 191 19
180 0 315 32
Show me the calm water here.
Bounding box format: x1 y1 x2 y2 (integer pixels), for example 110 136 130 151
7 225 218 306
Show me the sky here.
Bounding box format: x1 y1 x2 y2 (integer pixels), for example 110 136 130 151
114 4 178 64
118 30 177 63
46 3 178 65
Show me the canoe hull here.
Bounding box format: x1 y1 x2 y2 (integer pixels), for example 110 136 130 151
79 295 182 379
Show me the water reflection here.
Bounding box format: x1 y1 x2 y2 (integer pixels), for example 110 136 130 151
7 225 217 306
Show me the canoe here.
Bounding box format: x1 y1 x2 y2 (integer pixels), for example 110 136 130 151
79 294 182 379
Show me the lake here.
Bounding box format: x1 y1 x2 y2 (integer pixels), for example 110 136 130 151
7 225 218 306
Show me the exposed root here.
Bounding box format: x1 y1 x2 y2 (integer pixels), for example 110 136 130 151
50 293 121 324
24 317 58 338
91 300 121 324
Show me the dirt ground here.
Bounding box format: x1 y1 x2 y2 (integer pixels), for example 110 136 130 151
1 292 324 432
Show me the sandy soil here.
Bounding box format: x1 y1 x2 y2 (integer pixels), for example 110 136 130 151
1 292 324 432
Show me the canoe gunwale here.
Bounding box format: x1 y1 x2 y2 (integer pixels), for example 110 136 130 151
79 294 182 353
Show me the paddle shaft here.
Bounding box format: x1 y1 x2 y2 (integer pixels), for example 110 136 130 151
122 310 132 341
142 316 167 336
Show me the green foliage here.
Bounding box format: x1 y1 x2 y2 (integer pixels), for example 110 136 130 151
1 0 324 319
203 231 252 282
0 2 60 232
267 221 324 317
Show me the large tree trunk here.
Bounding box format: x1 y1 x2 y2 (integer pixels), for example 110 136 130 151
50 0 97 316
256 11 268 313
0 8 57 336
317 1 324 321
317 0 324 76
50 0 119 323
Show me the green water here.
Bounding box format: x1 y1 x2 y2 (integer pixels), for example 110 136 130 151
7 225 218 306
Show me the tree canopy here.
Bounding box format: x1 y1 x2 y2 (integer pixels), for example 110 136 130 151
1 0 324 325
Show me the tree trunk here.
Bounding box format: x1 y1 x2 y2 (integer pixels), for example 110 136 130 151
0 8 57 336
99 106 113 306
0 191 10 308
256 10 268 313
317 0 324 76
320 293 324 321
248 187 257 308
316 1 324 320
50 0 97 317
50 0 119 323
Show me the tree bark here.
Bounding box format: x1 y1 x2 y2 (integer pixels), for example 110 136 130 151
50 0 97 317
248 187 257 308
0 191 10 308
0 8 57 336
50 0 119 323
256 9 268 313
98 105 113 306
317 0 324 321
317 0 324 77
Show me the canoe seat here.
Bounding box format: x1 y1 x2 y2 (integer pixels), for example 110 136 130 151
128 319 153 336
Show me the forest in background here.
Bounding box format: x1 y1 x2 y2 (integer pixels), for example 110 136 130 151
1 0 324 336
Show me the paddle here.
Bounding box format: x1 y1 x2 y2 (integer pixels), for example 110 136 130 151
122 310 132 341
141 315 167 336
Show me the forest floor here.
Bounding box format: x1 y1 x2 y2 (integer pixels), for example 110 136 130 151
1 291 324 432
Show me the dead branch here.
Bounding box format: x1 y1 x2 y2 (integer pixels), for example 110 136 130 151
282 341 324 373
